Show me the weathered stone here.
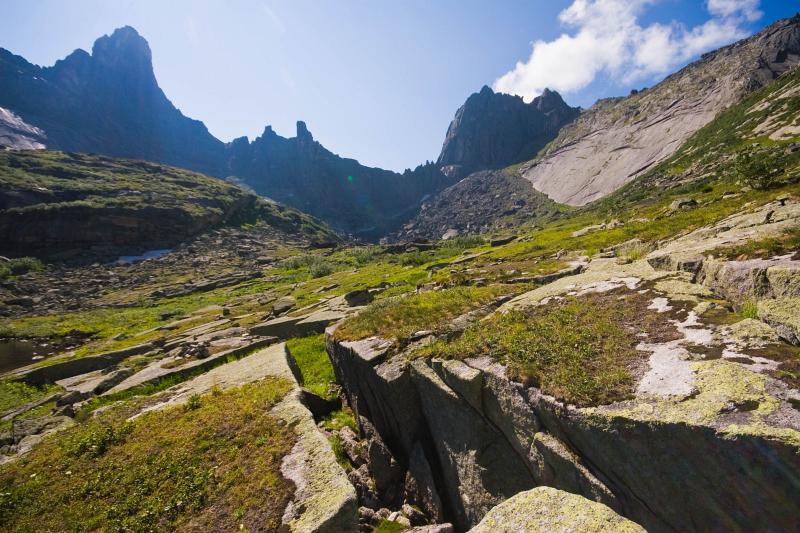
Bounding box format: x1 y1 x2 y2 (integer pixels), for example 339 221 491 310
17 342 154 386
326 333 422 457
363 419 404 505
403 441 445 524
339 426 368 468
411 359 534 531
669 198 698 211
758 297 800 345
344 289 374 307
572 224 605 238
272 296 296 316
469 487 645 533
490 235 516 247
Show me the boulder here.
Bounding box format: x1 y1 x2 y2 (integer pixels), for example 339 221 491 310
669 198 698 211
272 296 296 316
469 487 645 533
344 289 374 307
490 235 516 247
758 298 800 345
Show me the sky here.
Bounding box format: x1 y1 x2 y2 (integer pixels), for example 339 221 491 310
1 1 796 171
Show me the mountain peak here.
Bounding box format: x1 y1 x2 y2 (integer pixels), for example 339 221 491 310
437 85 579 174
91 26 152 71
296 120 313 141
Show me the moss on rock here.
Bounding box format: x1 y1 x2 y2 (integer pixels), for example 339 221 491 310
469 486 645 533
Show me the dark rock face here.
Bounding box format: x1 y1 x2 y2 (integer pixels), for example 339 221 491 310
327 332 800 532
437 86 579 178
0 27 456 238
0 27 224 176
224 123 455 237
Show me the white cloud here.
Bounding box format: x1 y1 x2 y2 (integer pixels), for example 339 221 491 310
494 0 762 101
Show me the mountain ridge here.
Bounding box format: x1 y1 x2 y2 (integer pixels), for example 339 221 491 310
0 27 455 238
520 13 800 206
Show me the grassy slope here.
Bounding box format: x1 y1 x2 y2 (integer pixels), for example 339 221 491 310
0 150 337 253
0 378 294 532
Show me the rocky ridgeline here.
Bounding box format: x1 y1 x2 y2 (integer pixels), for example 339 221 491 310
326 198 800 532
0 28 456 237
522 15 800 206
437 87 579 179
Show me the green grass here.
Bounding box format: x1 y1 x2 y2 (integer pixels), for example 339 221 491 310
707 227 800 260
328 433 352 470
334 285 515 342
0 377 294 532
0 381 61 416
419 292 672 407
286 334 338 400
374 518 407 532
321 408 358 433
76 345 268 419
741 300 759 319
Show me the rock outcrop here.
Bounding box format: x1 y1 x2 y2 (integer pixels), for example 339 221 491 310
0 106 46 149
328 254 800 532
522 15 800 206
437 87 579 178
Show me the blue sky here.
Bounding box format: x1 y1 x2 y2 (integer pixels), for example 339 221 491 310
1 1 796 171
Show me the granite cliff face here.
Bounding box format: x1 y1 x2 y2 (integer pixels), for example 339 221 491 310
437 86 579 178
522 15 800 206
0 27 454 238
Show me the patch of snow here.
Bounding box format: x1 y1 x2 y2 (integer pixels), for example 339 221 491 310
113 248 172 265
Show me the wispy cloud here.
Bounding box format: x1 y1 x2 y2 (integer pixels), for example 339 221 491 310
261 2 286 34
493 0 763 101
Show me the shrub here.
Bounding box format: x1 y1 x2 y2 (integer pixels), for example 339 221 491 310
309 259 334 278
733 149 782 190
741 300 759 319
0 257 44 280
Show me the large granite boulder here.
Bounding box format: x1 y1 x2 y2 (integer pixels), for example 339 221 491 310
469 487 644 533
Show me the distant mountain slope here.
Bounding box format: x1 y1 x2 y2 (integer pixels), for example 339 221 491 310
225 122 452 238
437 86 579 178
0 150 336 260
522 14 800 206
0 106 46 149
0 27 453 238
0 27 225 176
393 168 564 241
595 54 800 214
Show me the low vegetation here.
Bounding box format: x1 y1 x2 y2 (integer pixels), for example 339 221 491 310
707 227 800 260
286 334 338 399
0 378 295 532
420 291 679 407
334 285 514 342
0 257 43 280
